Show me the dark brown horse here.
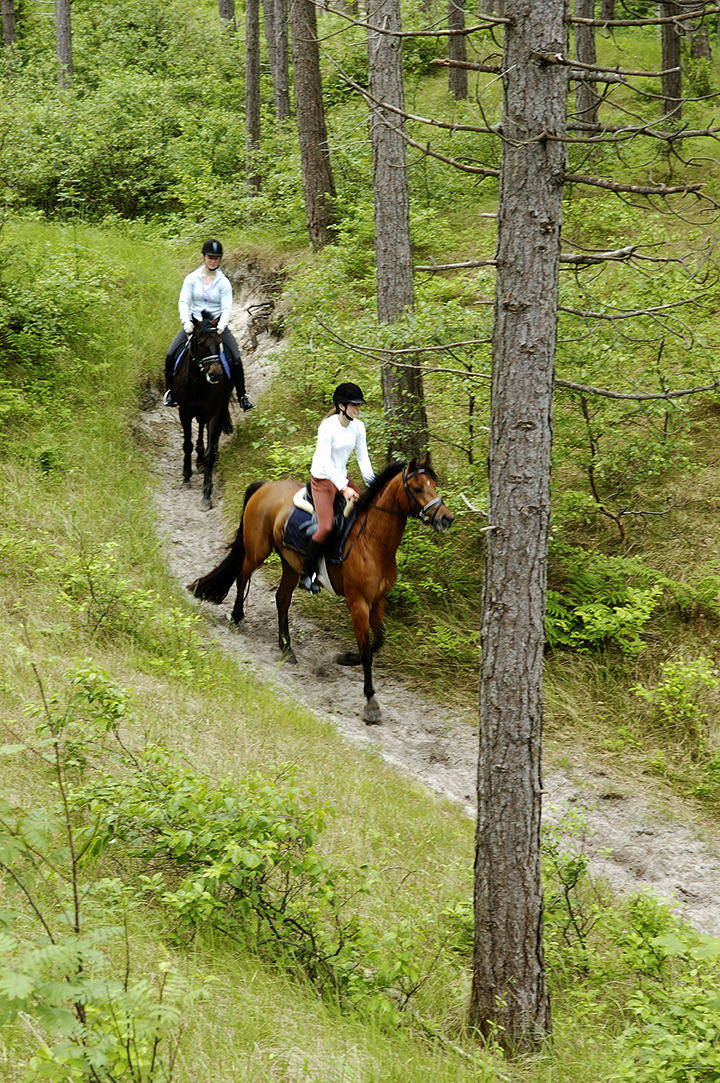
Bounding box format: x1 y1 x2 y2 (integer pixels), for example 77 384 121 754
188 457 454 723
173 314 233 510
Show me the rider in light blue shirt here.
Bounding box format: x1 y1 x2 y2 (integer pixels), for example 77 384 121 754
164 239 255 412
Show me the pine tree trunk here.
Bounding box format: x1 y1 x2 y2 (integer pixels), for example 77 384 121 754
661 2 683 122
55 0 72 86
219 0 236 29
469 0 567 1052
263 0 291 121
289 0 336 246
448 0 468 100
246 0 262 191
2 0 16 46
574 0 598 126
600 0 614 20
368 0 429 459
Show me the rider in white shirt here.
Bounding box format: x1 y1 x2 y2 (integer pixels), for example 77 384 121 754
299 382 375 594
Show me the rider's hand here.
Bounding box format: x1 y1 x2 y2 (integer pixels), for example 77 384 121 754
342 487 357 501
183 321 193 334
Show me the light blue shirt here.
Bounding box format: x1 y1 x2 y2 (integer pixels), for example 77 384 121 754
178 266 232 331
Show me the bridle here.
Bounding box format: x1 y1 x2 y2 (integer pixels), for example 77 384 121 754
401 465 444 526
188 327 223 383
342 464 444 561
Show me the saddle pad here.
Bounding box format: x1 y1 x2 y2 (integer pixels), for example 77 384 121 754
282 506 353 566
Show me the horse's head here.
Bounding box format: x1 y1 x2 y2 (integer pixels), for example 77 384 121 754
190 313 224 384
401 455 454 533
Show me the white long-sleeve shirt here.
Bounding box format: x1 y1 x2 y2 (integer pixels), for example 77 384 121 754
310 414 375 491
178 266 232 332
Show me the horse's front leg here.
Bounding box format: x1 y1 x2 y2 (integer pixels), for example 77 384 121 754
347 594 381 724
276 556 300 663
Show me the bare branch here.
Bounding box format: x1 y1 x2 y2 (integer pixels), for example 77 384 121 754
565 172 704 196
532 50 679 79
569 5 719 26
556 377 720 401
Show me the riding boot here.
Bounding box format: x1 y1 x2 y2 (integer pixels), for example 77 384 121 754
298 539 323 594
228 354 255 412
163 355 177 407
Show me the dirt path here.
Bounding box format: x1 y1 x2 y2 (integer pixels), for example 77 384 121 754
138 287 720 939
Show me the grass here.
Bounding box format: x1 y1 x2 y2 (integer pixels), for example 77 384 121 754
4 28 720 1074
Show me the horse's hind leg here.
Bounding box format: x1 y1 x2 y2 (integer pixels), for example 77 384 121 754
180 414 193 484
276 555 300 663
201 426 219 511
195 422 206 471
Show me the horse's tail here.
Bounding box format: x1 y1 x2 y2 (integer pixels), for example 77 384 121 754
188 481 267 603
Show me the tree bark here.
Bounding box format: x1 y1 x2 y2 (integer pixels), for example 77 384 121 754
689 17 711 60
469 0 566 1053
448 0 468 99
219 0 236 29
600 0 614 20
2 0 16 46
661 2 683 122
289 0 337 247
55 0 72 86
368 0 429 459
574 0 598 126
246 0 262 191
263 0 291 121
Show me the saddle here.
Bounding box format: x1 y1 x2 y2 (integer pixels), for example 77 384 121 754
283 484 356 563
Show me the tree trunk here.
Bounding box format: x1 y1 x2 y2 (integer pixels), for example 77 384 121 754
574 0 598 126
368 0 429 459
55 0 72 86
600 0 613 20
219 0 236 29
469 0 566 1053
2 0 16 46
448 0 468 99
289 0 337 247
246 0 262 191
689 17 711 60
263 0 291 120
661 2 683 122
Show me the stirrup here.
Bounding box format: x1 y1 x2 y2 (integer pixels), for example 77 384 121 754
240 394 255 412
298 574 321 594
163 390 177 407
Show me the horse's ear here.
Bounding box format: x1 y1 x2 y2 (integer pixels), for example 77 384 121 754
419 452 432 473
211 316 220 327
407 457 417 476
191 315 200 327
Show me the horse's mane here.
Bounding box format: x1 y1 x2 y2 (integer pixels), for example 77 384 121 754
354 458 438 515
355 461 404 515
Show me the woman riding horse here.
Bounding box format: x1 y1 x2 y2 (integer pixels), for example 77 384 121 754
164 238 254 413
299 382 375 594
188 456 454 723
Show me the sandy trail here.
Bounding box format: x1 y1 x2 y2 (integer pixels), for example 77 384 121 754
138 280 720 939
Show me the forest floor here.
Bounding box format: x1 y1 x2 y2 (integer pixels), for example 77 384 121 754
136 282 720 940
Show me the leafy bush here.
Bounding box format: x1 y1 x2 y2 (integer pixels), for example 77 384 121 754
632 655 720 753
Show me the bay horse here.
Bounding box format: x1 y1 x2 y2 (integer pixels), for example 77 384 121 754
172 313 233 510
188 457 454 723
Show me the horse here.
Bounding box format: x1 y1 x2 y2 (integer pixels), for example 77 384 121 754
172 313 233 510
187 457 454 724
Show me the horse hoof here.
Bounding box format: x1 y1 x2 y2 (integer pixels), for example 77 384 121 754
201 498 212 511
364 698 382 725
336 651 361 666
282 649 298 664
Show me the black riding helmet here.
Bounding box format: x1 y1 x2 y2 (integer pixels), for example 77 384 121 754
333 382 365 406
202 238 223 257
